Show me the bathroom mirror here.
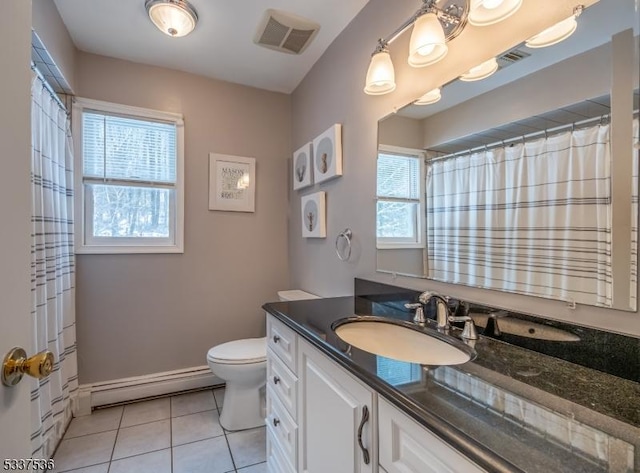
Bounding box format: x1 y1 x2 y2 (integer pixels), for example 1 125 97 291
376 0 640 311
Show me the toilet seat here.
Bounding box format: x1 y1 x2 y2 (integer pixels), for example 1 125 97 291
207 337 266 365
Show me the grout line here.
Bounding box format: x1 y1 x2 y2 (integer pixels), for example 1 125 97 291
169 396 174 473
106 405 125 473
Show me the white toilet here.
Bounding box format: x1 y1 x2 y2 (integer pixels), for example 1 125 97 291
207 289 319 431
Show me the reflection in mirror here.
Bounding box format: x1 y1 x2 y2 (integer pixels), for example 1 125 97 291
376 0 640 311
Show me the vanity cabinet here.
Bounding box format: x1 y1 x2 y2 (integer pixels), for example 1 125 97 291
265 313 483 473
297 337 376 473
378 397 486 473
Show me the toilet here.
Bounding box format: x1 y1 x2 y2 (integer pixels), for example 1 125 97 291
207 289 319 431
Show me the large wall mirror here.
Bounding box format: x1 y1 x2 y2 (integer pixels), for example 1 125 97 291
376 0 639 311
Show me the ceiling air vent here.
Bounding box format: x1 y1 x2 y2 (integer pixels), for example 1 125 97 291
254 9 320 55
497 48 531 69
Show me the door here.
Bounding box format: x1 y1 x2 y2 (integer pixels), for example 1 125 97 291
0 0 35 461
298 339 376 473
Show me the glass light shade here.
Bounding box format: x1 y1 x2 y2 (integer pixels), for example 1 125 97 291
459 57 499 81
469 0 523 26
414 88 442 105
525 15 578 48
364 50 396 95
146 0 198 37
408 13 448 68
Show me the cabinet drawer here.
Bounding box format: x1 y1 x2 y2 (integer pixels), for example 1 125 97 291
379 398 486 473
267 426 295 473
267 314 297 372
266 386 297 470
267 347 297 421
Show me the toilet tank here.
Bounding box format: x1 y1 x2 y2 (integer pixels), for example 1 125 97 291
277 290 320 301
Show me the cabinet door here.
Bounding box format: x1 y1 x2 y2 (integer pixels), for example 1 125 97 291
298 339 376 473
379 398 486 473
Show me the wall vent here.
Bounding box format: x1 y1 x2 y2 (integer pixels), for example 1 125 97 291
497 48 531 69
253 9 320 55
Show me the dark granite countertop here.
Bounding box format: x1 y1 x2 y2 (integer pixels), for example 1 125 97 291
263 295 640 473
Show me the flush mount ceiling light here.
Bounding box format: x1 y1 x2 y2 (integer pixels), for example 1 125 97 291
145 0 198 38
468 0 522 27
459 57 499 81
525 5 583 49
414 88 442 105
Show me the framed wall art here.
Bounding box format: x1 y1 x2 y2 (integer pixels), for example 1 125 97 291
293 142 313 190
208 153 256 212
313 124 342 184
301 191 326 238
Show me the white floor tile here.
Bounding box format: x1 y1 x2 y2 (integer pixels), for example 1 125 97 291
121 397 170 428
112 419 171 460
53 431 117 472
238 461 267 473
171 390 216 417
109 448 171 473
172 409 224 446
64 406 123 439
228 426 266 469
172 436 235 473
53 464 109 473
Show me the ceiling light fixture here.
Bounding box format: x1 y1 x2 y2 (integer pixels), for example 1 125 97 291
414 88 442 105
525 5 583 49
145 0 198 38
459 57 499 81
468 0 523 27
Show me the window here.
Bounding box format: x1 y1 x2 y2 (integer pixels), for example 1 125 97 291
376 146 425 249
73 98 184 253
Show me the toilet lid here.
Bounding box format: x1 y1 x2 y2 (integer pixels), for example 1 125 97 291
207 337 267 365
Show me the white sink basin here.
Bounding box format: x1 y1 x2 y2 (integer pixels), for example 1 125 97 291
332 317 475 366
471 314 580 342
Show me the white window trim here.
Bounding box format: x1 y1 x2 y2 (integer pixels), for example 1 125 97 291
73 98 185 254
376 144 426 250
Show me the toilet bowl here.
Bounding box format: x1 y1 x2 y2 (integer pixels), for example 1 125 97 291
207 289 319 431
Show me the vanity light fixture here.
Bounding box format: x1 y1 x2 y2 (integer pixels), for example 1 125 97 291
364 43 397 95
145 0 199 38
414 87 442 105
525 5 583 49
364 0 469 95
468 0 523 27
459 57 499 81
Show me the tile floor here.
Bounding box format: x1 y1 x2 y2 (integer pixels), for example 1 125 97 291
52 387 267 473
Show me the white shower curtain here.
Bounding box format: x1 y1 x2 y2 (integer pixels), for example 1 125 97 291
427 123 613 307
30 74 78 459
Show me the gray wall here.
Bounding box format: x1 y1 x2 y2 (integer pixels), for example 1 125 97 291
289 0 640 337
74 53 291 383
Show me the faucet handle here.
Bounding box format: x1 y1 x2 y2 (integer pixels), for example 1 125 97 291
448 315 478 340
404 303 426 324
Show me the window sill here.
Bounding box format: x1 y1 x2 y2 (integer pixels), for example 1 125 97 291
75 245 184 255
377 243 425 250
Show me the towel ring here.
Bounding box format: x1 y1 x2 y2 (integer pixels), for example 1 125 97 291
335 228 352 261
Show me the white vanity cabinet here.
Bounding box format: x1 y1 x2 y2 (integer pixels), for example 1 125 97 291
266 315 299 473
297 337 376 473
378 397 486 473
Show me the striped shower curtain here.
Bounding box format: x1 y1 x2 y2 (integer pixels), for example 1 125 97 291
426 123 613 307
30 74 78 459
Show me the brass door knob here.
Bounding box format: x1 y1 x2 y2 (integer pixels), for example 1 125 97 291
2 347 55 387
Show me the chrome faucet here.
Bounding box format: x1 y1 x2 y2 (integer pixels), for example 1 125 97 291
418 291 450 330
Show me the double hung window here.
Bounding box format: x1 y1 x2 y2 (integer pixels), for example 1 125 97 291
74 99 184 253
376 146 425 249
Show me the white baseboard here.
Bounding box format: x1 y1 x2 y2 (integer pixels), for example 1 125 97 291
76 365 222 415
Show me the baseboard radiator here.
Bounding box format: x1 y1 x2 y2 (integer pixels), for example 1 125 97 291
75 365 222 416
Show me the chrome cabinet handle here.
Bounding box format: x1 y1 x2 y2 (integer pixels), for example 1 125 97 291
273 417 280 427
357 405 370 465
272 335 281 344
273 376 280 385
